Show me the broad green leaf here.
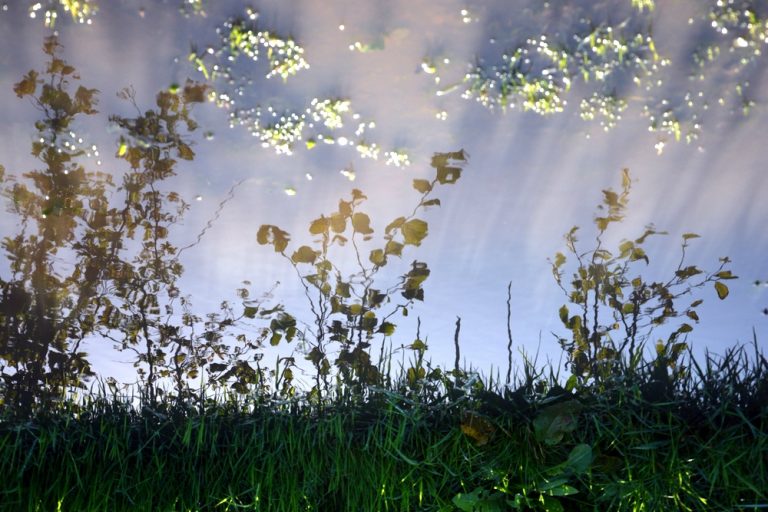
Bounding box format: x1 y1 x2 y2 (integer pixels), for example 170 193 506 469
682 233 700 240
715 270 737 279
270 332 282 346
243 306 258 319
678 323 693 333
565 444 593 475
422 198 441 207
402 219 428 246
452 489 482 511
715 281 729 300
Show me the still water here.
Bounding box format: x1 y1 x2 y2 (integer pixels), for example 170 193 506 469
0 0 766 395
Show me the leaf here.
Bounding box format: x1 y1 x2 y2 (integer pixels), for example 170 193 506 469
565 444 593 475
422 198 441 208
257 225 291 253
177 143 195 160
291 245 317 264
412 179 432 193
385 240 403 257
13 71 38 97
330 213 346 233
678 323 693 333
351 212 373 234
714 281 729 300
309 216 329 235
369 249 386 266
209 363 228 373
385 216 406 234
435 165 462 184
715 270 737 280
378 322 396 336
452 488 482 512
460 412 496 446
682 233 700 240
402 219 428 246
270 332 282 346
243 306 258 319
534 400 583 445
182 81 208 103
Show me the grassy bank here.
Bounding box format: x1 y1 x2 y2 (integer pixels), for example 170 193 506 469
1 338 766 512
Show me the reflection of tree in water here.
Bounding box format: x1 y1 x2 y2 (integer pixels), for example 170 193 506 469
0 37 467 416
187 7 411 166
427 0 768 151
0 37 102 414
0 37 287 415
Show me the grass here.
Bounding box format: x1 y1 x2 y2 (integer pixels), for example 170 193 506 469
1 335 766 511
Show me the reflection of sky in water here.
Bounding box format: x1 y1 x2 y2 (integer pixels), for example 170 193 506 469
1 0 767 387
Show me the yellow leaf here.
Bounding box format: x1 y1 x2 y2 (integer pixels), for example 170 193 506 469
714 281 729 300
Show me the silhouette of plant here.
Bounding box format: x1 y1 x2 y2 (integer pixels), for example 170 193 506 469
257 150 467 403
551 169 737 394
